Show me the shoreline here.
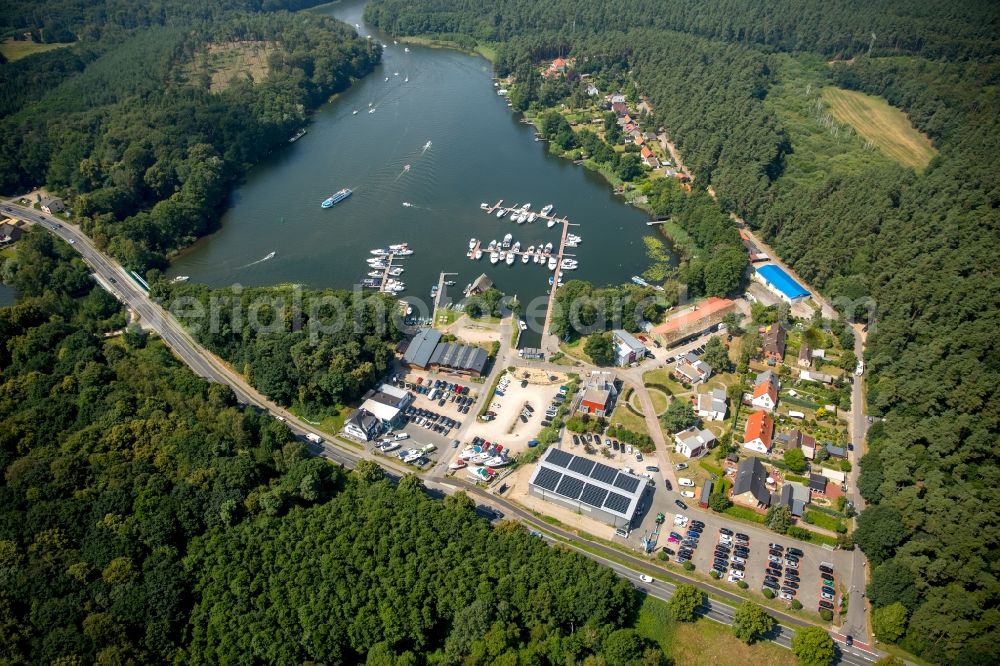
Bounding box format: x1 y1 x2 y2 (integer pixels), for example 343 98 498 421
395 35 496 63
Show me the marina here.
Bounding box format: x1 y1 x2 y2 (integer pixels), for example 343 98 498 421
360 242 413 294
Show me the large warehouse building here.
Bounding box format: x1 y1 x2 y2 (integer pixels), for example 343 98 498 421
528 448 649 527
400 328 488 377
753 264 810 303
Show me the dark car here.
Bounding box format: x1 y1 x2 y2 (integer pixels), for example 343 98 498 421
572 435 580 445
675 499 688 510
768 543 784 551
681 540 698 549
846 636 854 647
780 587 797 596
784 581 799 589
766 568 782 578
660 547 675 555
768 548 783 557
690 520 705 529
735 533 750 541
519 415 528 423
787 547 804 558
786 568 800 577
665 479 673 491
819 565 834 575
822 586 836 596
762 579 779 590
612 441 620 451
819 600 834 610
785 554 800 563
764 575 779 584
719 527 734 536
784 574 800 583
730 562 745 571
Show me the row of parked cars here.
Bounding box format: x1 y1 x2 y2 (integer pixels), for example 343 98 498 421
665 514 704 564
404 405 461 434
572 431 644 462
761 542 807 601
714 528 752 581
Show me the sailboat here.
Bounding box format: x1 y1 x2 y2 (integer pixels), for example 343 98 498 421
404 76 409 83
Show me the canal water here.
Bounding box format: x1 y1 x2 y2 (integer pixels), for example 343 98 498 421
168 0 658 346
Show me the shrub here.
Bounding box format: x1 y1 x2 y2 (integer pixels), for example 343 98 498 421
791 599 803 610
710 570 720 579
683 561 694 572
820 609 834 621
658 550 669 561
737 580 749 589
762 588 775 599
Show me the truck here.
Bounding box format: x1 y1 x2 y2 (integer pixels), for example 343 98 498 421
305 432 323 444
420 443 437 455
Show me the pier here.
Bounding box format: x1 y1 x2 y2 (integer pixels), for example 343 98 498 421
432 270 457 325
543 217 578 336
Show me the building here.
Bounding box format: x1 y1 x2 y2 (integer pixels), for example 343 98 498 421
800 369 834 384
696 388 728 421
798 343 813 368
762 323 787 363
753 264 810 303
732 456 771 509
776 482 810 517
809 473 828 496
651 297 736 346
673 426 717 458
344 408 381 441
528 447 648 527
751 373 779 411
401 328 442 368
359 383 413 430
699 479 714 508
675 352 713 384
743 410 774 454
611 102 628 115
825 444 847 459
576 370 618 417
586 84 599 97
739 228 769 262
778 428 816 456
612 329 647 366
401 328 488 377
39 196 64 214
0 221 25 246
609 93 626 105
634 134 645 147
467 273 493 296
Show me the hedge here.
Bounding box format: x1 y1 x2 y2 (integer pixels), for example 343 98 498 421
785 474 809 484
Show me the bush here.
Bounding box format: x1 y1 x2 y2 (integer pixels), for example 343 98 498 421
683 561 694 572
737 580 749 589
710 570 720 579
791 599 803 610
658 550 669 561
724 506 766 523
820 609 834 621
762 588 775 599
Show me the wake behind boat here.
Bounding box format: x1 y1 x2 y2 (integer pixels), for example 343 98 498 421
321 188 352 208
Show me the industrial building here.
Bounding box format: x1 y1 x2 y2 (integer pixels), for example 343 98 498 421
753 264 810 303
400 328 488 377
528 448 649 527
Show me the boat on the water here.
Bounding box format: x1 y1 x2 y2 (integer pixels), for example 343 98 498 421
404 47 410 52
498 250 507 263
352 110 358 115
631 276 650 287
171 275 190 283
523 245 533 263
474 249 483 260
369 108 376 114
561 258 578 270
527 212 537 223
480 202 489 210
496 207 507 219
444 280 456 286
321 188 352 208
404 76 409 82
469 238 477 250
548 256 558 270
516 210 527 224
288 128 307 143
544 242 553 254
540 204 554 216
547 217 557 228
487 239 498 250
402 202 413 207
502 233 513 249
518 320 528 331
505 250 516 266
489 251 499 264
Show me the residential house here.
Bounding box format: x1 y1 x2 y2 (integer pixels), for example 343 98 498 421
39 196 64 214
808 473 828 496
611 102 628 115
750 373 779 411
344 408 381 441
675 352 713 384
798 343 813 368
652 297 736 346
762 323 787 363
0 221 25 246
576 371 618 417
776 482 810 517
467 272 493 296
743 410 774 454
542 57 571 77
643 132 657 142
609 93 626 104
732 456 772 509
612 329 647 366
825 444 847 459
634 134 645 147
696 388 728 421
779 428 816 456
673 427 717 458
640 146 654 160
800 369 834 384
586 84 599 97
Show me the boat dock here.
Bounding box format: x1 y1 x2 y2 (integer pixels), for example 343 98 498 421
432 271 457 325
543 217 578 335
467 240 575 265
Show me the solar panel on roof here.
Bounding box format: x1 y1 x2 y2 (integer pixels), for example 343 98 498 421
556 475 584 500
569 456 596 476
580 484 608 508
612 474 641 493
546 449 573 468
603 491 631 515
590 462 617 484
533 467 561 492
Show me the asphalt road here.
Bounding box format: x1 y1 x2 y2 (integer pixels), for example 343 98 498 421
3 201 885 664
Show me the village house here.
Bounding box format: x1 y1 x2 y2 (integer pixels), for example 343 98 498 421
696 388 728 421
775 481 810 517
0 220 26 247
575 370 618 417
809 472 828 497
762 323 787 363
750 372 779 411
634 134 645 147
609 93 626 105
586 84 599 97
732 456 772 509
611 102 628 115
778 428 817 456
542 57 572 78
675 351 713 384
612 329 647 366
673 426 717 459
39 196 64 215
344 408 381 441
798 343 813 368
800 369 834 384
743 410 774 454
466 272 493 296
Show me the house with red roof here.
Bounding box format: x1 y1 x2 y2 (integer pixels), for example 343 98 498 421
640 146 654 160
743 411 774 455
750 372 779 411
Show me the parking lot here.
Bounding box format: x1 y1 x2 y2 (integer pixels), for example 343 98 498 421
470 369 569 459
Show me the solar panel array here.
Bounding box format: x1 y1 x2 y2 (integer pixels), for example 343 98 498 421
530 448 646 518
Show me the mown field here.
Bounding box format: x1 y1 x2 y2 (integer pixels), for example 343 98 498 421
822 86 938 170
0 38 72 61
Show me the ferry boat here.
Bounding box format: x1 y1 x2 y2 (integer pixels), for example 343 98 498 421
540 204 554 216
288 128 307 143
502 233 513 249
523 245 534 263
321 188 352 208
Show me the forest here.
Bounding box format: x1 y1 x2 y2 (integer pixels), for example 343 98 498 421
0 2 380 271
0 235 651 663
367 1 1000 663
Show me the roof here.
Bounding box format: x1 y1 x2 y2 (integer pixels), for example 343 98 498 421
778 484 807 516
753 378 778 403
756 264 809 300
826 444 846 457
613 329 646 354
697 389 727 414
798 344 813 363
676 427 716 450
640 146 653 159
744 411 773 448
755 369 777 385
762 323 787 356
586 370 616 390
469 273 493 293
347 409 379 432
0 223 24 242
700 479 714 504
360 399 401 423
402 328 442 367
429 342 488 374
529 447 647 519
582 387 611 407
652 297 735 335
733 457 771 505
809 473 827 492
378 383 408 401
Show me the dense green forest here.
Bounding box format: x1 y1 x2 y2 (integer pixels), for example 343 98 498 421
368 1 1000 662
153 281 403 415
0 2 379 271
0 234 650 663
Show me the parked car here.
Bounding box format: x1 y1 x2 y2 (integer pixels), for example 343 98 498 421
678 477 695 487
819 565 834 575
645 465 659 473
680 491 695 498
674 499 688 510
664 479 673 491
719 527 734 536
787 547 804 558
819 600 834 610
674 462 688 470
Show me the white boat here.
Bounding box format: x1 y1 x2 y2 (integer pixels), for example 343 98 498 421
385 77 389 82
487 239 497 250
544 242 553 254
522 203 531 211
498 250 507 263
469 238 477 250
394 72 399 76
404 452 422 464
404 47 410 52
490 251 499 264
505 251 516 266
369 108 376 114
474 249 483 260
444 280 456 286
516 210 527 224
381 442 400 453
512 241 521 253
395 248 414 256
402 202 413 207
567 233 582 243
502 233 513 248
480 202 489 209
389 243 409 251
540 204 554 216
172 275 190 283
470 453 491 465
527 212 537 223
523 245 533 263
534 248 544 264
496 208 507 219
485 456 510 467
547 217 557 228
518 320 527 331
353 110 358 115
423 140 432 150
388 267 405 276
367 270 383 277
561 259 578 270
371 248 390 256
449 460 467 470
548 256 558 270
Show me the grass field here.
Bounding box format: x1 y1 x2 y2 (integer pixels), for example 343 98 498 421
0 39 72 61
822 87 937 171
635 596 791 665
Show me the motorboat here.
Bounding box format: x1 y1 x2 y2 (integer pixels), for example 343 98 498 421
527 212 537 223
404 47 410 52
516 210 527 224
480 202 489 210
172 275 190 283
534 248 544 264
548 256 558 270
469 238 477 250
484 456 510 467
470 453 491 465
487 239 498 250
405 77 409 83
371 248 391 256
502 233 513 248
511 241 521 254
518 320 528 331
474 249 483 260
449 460 467 470
385 77 389 82
496 207 507 219
522 203 531 211
560 258 578 270
523 245 533 263
490 251 500 264
497 250 507 263
394 72 399 76
544 242 553 254
444 280 456 286
352 110 358 115
389 243 410 251
505 250 516 266
547 217 557 228
540 204 554 216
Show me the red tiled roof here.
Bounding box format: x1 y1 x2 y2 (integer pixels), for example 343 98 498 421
652 297 735 334
744 411 774 447
641 146 653 159
753 380 777 402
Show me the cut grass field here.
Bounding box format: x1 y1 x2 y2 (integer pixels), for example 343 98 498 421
0 39 72 61
635 595 791 665
822 87 937 171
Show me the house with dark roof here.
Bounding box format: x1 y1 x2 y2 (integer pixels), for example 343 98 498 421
611 102 628 115
809 472 828 495
776 482 810 516
732 457 771 509
467 273 493 296
401 328 442 368
762 323 787 363
39 196 64 214
798 343 813 368
429 342 488 377
675 352 713 384
344 409 381 441
0 222 25 246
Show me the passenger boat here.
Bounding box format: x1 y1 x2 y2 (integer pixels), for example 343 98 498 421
540 204 554 216
523 245 534 263
321 188 352 208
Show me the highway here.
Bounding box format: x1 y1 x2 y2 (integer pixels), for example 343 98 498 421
3 201 884 664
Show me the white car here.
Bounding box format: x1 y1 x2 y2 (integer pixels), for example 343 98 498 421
855 361 864 376
681 491 695 498
732 556 747 564
625 445 633 454
729 570 744 580
719 535 733 544
639 574 654 583
380 442 400 453
727 573 742 584
674 462 688 471
779 592 794 601
674 514 689 527
678 477 695 487
393 432 410 440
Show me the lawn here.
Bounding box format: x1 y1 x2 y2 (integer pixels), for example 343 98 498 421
635 596 791 666
822 86 937 171
434 308 462 328
0 39 72 61
642 368 688 395
610 399 649 435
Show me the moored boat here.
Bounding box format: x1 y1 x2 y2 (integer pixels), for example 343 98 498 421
547 256 558 270
490 251 499 264
540 204 554 216
502 233 513 248
523 245 534 263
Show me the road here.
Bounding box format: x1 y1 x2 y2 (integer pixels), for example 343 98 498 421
3 201 883 663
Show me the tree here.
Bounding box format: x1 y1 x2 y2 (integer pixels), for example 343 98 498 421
766 506 792 534
873 658 905 666
872 602 909 643
854 506 908 565
661 398 697 434
667 584 702 622
701 335 730 372
709 492 731 512
791 626 835 666
585 332 615 365
602 629 648 666
615 154 642 181
783 448 807 473
867 561 919 610
839 350 858 372
732 602 775 644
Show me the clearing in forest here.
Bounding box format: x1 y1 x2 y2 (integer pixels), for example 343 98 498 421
186 40 277 92
821 87 937 171
0 38 72 61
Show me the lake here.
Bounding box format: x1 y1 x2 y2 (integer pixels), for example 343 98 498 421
168 0 660 346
